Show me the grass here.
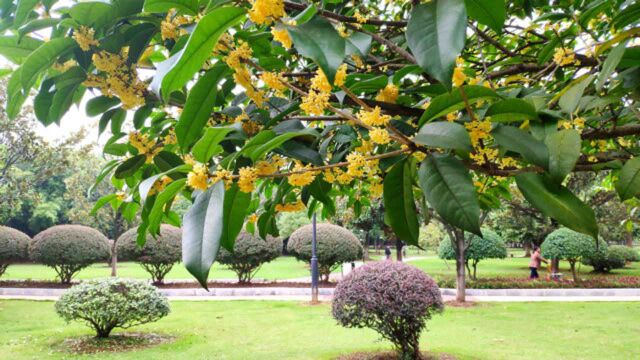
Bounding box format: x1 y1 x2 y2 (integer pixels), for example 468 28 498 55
0 300 637 359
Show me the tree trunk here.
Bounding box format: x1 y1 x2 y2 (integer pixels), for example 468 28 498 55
570 261 578 282
363 232 370 261
454 230 466 302
110 244 118 277
473 262 478 281
551 258 560 274
396 239 403 262
523 240 531 257
626 231 634 247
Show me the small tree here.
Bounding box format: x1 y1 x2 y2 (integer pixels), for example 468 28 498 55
288 223 363 282
541 228 604 282
30 225 110 283
582 245 626 273
55 278 170 338
0 226 30 277
117 225 181 284
333 261 443 360
217 231 281 283
438 229 507 280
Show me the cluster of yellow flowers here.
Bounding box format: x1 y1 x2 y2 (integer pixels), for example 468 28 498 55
369 179 383 198
369 127 391 145
212 167 233 189
260 71 287 97
84 48 146 109
161 9 191 41
163 129 177 145
271 26 292 48
553 48 580 66
287 162 317 186
357 106 391 127
275 200 305 212
238 167 258 193
52 59 77 73
464 120 492 147
300 67 348 115
375 83 399 103
255 155 287 176
148 176 172 196
559 117 586 132
249 0 286 25
73 26 99 51
225 41 267 108
187 163 209 190
453 67 467 87
234 112 262 136
469 147 499 166
129 132 161 163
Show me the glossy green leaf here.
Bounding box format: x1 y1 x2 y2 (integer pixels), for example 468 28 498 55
18 18 60 38
139 165 191 202
559 75 594 114
114 155 146 179
464 0 506 33
86 96 121 116
307 177 336 217
183 181 225 289
192 126 236 163
143 0 199 15
419 154 481 235
616 157 640 200
419 85 499 126
414 121 472 152
406 0 467 89
14 0 38 27
249 130 317 162
176 64 230 149
516 173 598 239
612 3 640 30
383 159 420 245
0 36 43 63
545 129 581 183
21 37 76 91
68 1 114 28
159 6 245 101
492 125 549 168
287 15 345 84
596 40 627 91
148 178 187 234
220 183 251 251
485 98 538 122
6 67 27 119
90 194 119 216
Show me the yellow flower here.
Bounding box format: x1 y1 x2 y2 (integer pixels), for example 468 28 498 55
255 160 279 176
355 139 373 154
453 67 467 87
334 64 348 87
464 120 492 147
212 168 233 189
148 176 172 196
354 10 368 24
375 84 399 104
300 90 330 115
357 106 391 127
553 47 580 66
346 152 367 178
225 42 253 69
288 162 317 187
336 24 349 38
369 127 391 145
163 130 177 145
73 26 99 51
238 167 258 193
248 213 259 223
446 113 457 122
52 59 78 72
311 69 332 93
248 0 286 25
161 9 190 41
351 54 365 68
470 147 499 165
275 200 306 212
92 50 126 73
187 163 209 190
369 181 383 198
271 27 292 49
260 71 287 95
323 169 336 183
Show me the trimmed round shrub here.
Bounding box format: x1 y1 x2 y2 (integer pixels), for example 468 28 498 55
0 226 30 277
288 223 363 282
609 245 639 263
582 246 626 273
30 225 110 283
541 228 605 281
217 231 281 283
438 228 507 280
333 261 443 359
117 225 181 284
55 278 170 338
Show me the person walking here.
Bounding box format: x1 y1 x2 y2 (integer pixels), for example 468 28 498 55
529 246 547 279
384 246 392 260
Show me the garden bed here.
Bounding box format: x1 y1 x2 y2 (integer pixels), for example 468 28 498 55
0 280 337 289
437 276 640 289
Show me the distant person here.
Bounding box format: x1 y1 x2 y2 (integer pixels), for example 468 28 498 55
529 246 547 279
384 246 392 260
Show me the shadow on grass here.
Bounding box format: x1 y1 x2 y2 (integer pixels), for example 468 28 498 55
53 332 175 355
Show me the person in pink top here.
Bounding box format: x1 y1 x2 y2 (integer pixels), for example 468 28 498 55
529 246 548 279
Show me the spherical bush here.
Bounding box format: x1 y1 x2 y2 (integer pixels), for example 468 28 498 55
288 223 363 281
582 245 627 273
217 231 281 283
0 226 30 277
332 261 443 358
542 228 605 281
55 278 170 338
117 225 182 284
609 245 639 262
30 225 110 283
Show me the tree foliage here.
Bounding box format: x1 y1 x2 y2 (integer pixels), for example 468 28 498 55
117 225 182 283
0 225 30 277
217 230 281 283
438 228 507 279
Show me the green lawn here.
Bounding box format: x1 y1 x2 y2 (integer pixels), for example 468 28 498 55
0 300 637 359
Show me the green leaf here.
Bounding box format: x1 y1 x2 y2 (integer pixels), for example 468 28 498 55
249 130 317 162
464 0 505 33
115 155 146 179
176 64 230 149
0 36 43 63
183 181 225 289
516 173 598 239
90 194 119 216
383 159 420 245
159 6 245 101
6 67 27 119
14 0 39 27
544 129 581 183
596 40 627 91
612 3 640 30
414 121 472 152
86 96 121 116
485 98 538 122
492 125 549 168
616 157 640 200
21 37 76 91
307 177 335 216
419 154 481 235
220 183 251 251
139 165 191 202
18 18 60 38
68 2 114 28
287 15 345 84
143 0 200 15
148 178 187 234
406 0 467 89
345 32 372 58
192 126 236 163
419 85 499 126
558 75 594 114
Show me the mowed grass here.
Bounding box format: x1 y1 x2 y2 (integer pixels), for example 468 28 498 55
0 300 637 359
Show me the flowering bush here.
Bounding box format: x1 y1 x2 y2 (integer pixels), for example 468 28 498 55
438 228 507 279
117 225 182 284
333 261 443 359
0 226 30 277
55 278 170 338
30 225 110 283
217 231 281 283
288 223 363 282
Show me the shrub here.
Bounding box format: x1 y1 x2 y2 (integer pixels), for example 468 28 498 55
438 228 507 280
541 228 604 282
582 246 626 273
117 225 181 284
30 225 110 283
217 231 281 283
333 261 443 359
609 245 639 263
0 226 30 277
55 278 170 338
288 223 363 282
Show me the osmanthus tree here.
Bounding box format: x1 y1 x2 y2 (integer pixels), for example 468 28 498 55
2 0 640 300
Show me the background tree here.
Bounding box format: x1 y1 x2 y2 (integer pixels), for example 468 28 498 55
541 228 607 282
438 228 507 280
217 231 281 283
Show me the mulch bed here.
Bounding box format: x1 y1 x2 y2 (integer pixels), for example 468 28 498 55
55 332 174 354
335 351 457 360
0 280 337 289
